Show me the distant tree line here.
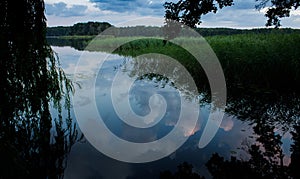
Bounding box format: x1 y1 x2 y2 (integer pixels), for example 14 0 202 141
47 21 300 37
104 26 163 37
196 27 300 37
46 21 112 36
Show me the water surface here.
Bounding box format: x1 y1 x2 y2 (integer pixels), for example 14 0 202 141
52 46 299 179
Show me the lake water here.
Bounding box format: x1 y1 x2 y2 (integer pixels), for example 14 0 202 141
51 46 299 179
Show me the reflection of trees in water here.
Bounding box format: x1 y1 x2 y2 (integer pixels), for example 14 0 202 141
227 90 300 131
45 30 300 179
122 55 204 102
113 55 215 118
160 162 204 179
159 91 300 178
218 91 300 178
130 52 300 179
160 91 300 178
119 54 300 178
290 125 300 178
0 0 78 178
46 37 92 51
205 123 300 179
113 45 300 178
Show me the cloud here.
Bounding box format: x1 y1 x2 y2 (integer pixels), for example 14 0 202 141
45 2 88 17
90 0 166 16
86 0 273 28
44 0 300 28
220 115 234 132
201 8 267 28
231 0 256 10
198 0 266 28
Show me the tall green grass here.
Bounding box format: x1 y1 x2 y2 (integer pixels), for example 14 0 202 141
71 33 300 92
206 33 300 91
86 36 153 51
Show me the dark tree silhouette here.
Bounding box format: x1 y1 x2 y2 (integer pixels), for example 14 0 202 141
46 21 112 36
205 123 298 179
164 0 300 28
160 162 204 179
256 0 300 27
164 0 234 28
0 0 78 178
289 123 300 179
205 90 300 179
162 0 234 40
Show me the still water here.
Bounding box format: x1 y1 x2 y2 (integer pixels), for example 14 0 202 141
52 46 299 179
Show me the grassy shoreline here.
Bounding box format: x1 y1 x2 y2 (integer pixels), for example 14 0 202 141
48 33 300 92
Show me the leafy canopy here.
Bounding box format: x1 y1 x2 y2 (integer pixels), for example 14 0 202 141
164 0 300 28
256 0 300 27
164 0 234 28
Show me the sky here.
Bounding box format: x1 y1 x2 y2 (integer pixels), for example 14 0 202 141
44 0 300 28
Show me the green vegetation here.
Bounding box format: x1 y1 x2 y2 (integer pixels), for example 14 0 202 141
47 25 300 92
47 21 112 36
86 36 151 50
206 33 300 91
196 27 300 37
51 35 96 39
81 32 300 92
47 21 300 37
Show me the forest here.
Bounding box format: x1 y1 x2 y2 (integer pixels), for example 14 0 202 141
47 21 300 37
47 21 112 36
